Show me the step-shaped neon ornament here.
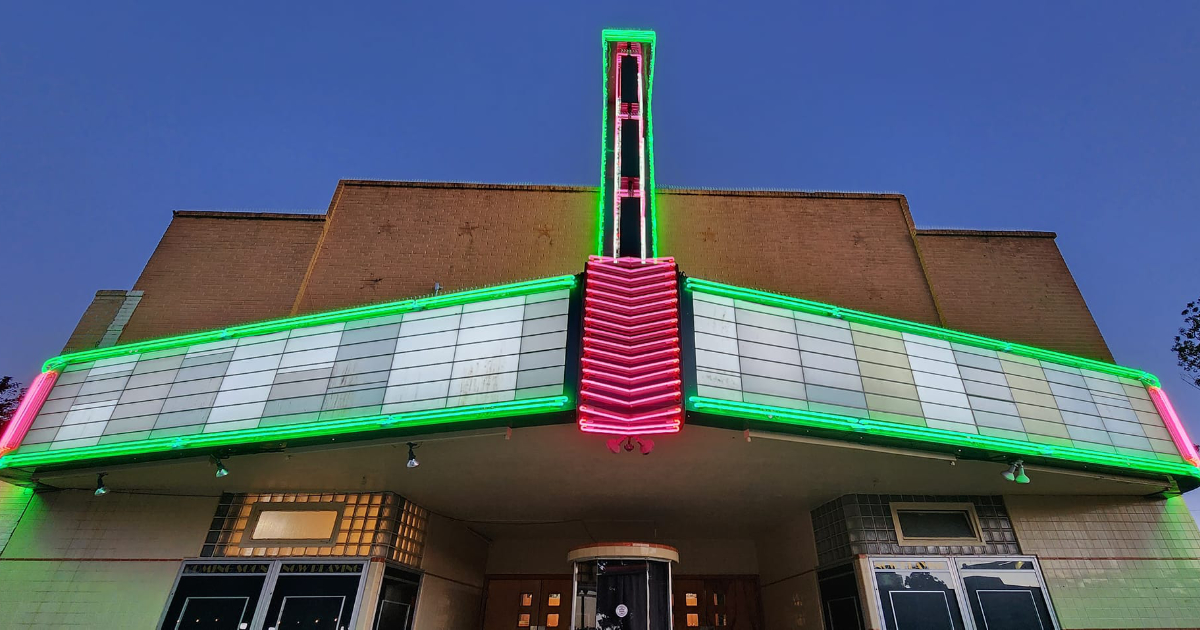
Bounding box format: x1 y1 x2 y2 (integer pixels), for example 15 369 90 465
578 257 682 447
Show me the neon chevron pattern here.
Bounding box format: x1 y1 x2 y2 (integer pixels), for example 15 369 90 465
578 256 682 435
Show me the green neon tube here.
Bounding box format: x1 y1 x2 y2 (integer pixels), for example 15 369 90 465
689 396 1200 479
646 40 658 257
41 275 577 372
597 32 609 256
598 29 659 257
602 29 657 44
685 277 1160 387
0 396 570 470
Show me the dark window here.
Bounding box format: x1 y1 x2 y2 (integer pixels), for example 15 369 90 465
620 120 641 178
374 566 421 630
620 55 640 102
619 198 642 257
896 510 976 540
890 591 957 630
819 565 864 630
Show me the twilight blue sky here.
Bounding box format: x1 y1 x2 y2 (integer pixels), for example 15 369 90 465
2 0 1199 444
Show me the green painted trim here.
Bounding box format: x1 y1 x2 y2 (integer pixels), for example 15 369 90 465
0 396 571 470
685 277 1160 387
689 396 1200 479
41 275 577 372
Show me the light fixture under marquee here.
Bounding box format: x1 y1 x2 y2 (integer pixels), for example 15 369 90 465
94 473 108 496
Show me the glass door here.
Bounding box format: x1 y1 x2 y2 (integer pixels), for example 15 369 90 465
818 565 864 630
869 558 968 630
372 565 421 630
865 556 1060 630
956 559 1057 630
596 560 650 630
159 562 272 630
572 559 671 630
259 562 366 630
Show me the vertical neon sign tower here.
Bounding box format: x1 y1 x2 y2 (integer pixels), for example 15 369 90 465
598 29 657 260
579 30 683 451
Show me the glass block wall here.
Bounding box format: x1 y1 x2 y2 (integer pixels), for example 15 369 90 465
811 494 1019 566
202 491 428 567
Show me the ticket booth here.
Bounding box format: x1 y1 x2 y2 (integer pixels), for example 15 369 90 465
568 543 678 630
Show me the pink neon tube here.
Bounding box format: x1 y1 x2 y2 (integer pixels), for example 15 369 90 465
585 305 678 326
582 377 683 398
585 276 678 297
581 422 681 436
1147 386 1200 466
636 49 647 262
583 317 680 338
582 347 678 367
582 366 680 387
585 291 678 313
581 356 679 376
0 370 59 456
584 326 678 346
612 48 622 258
585 294 678 313
583 336 680 356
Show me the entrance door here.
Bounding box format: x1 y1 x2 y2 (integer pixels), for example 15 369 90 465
160 562 272 630
482 577 571 630
373 566 422 630
871 561 967 630
865 557 1060 630
672 577 762 630
955 559 1057 630
260 562 366 630
817 565 864 630
596 561 650 630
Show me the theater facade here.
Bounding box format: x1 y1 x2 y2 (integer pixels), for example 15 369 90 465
2 29 1200 630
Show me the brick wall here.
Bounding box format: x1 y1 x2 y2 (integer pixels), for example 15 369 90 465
0 489 217 628
78 182 1116 379
292 181 594 315
120 211 325 342
1008 494 1200 629
916 231 1114 361
60 290 128 353
660 190 944 326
